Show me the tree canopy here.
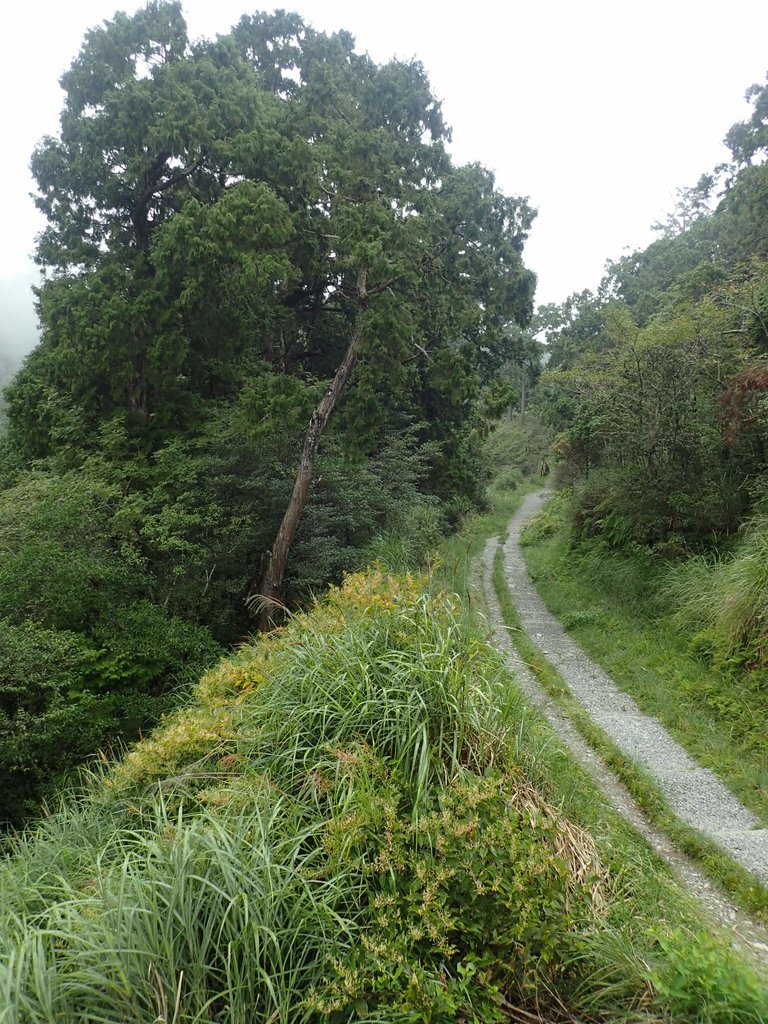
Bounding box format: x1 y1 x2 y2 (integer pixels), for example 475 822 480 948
12 3 534 450
0 2 535 822
535 69 768 548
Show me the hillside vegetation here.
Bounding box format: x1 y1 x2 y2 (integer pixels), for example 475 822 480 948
0 1 535 826
2 563 767 1022
524 71 768 804
540 72 768 556
5 2 768 1019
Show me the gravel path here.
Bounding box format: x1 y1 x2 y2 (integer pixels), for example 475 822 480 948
477 490 768 962
505 491 768 881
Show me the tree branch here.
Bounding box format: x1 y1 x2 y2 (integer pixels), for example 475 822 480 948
133 152 206 226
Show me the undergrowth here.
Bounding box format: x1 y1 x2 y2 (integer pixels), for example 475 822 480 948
1 554 767 1020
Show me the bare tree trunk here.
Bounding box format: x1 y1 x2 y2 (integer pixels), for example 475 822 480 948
253 269 367 630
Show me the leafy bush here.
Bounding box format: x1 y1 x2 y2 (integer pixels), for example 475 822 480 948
0 472 138 631
0 613 219 826
649 926 768 1023
542 304 752 547
315 770 603 1021
493 466 522 491
0 621 98 824
0 471 220 826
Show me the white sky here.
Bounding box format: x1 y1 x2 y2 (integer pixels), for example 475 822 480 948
2 0 768 341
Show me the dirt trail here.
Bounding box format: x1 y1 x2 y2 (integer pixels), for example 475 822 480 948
478 490 768 963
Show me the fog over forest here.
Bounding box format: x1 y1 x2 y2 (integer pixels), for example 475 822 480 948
0 269 39 381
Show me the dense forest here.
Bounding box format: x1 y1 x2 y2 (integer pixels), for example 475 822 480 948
0 1 535 824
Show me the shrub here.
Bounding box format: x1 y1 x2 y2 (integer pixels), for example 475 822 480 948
0 613 219 827
0 621 98 824
315 770 605 1021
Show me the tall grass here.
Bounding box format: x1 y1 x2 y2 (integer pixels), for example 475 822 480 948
238 596 514 808
1 565 767 1021
668 512 768 665
1 801 352 1023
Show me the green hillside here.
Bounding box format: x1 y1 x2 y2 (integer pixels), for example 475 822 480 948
1 560 766 1022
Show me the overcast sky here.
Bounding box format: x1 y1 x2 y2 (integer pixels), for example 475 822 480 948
2 0 768 357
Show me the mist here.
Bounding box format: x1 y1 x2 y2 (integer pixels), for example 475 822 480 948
0 267 40 381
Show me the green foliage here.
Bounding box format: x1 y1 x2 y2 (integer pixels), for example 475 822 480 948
0 573 600 1022
667 511 768 670
534 75 768 558
536 288 610 369
0 398 477 826
726 73 768 167
0 2 538 816
288 427 447 599
0 800 349 1024
12 0 534 480
483 418 551 480
236 581 512 808
650 926 768 1022
363 504 446 574
0 470 220 825
543 301 751 545
0 472 138 631
2 568 767 1022
316 772 599 1021
520 494 571 547
0 622 97 825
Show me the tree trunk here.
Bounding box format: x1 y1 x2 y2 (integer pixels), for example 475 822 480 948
519 370 526 423
128 349 149 419
253 268 367 630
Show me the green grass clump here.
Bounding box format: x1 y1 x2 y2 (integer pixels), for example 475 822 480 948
1 563 767 1021
0 802 347 1024
667 511 768 670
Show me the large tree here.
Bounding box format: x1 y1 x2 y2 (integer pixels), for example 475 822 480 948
10 2 535 625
